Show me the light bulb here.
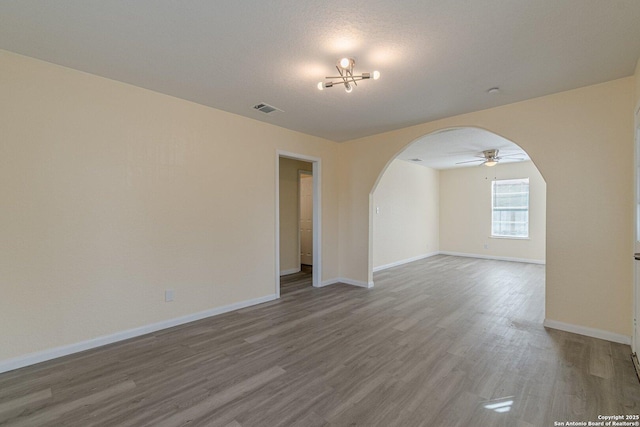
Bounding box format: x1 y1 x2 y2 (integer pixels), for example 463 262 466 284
317 82 324 90
345 83 353 93
484 160 497 167
372 70 380 80
339 57 351 69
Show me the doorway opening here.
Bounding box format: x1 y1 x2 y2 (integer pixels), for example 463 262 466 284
369 126 546 284
276 151 321 298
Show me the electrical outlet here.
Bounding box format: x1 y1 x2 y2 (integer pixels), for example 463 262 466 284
483 244 489 250
165 289 174 302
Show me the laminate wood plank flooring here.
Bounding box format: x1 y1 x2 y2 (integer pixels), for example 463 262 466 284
1 255 638 426
279 265 313 295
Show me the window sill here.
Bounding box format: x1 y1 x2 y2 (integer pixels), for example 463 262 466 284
489 236 530 240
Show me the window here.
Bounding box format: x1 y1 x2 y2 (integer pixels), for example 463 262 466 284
491 178 529 238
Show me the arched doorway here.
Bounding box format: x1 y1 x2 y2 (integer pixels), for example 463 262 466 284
370 126 546 277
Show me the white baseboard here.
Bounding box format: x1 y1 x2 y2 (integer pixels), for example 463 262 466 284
337 278 374 288
543 319 631 345
0 294 277 374
319 278 374 289
318 279 340 287
280 267 301 276
439 251 545 265
373 252 439 272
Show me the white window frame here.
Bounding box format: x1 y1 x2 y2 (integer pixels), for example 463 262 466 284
491 178 530 239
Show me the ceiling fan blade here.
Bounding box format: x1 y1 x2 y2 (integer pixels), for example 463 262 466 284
455 159 485 164
495 156 525 161
498 153 526 158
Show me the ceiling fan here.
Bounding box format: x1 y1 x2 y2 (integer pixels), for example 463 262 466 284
455 149 524 167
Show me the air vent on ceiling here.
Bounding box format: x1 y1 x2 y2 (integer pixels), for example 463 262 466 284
253 103 283 114
409 158 423 162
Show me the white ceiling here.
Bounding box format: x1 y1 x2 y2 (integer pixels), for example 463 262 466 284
396 127 530 170
1 1 640 142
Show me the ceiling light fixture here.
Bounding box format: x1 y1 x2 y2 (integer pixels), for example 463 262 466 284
317 57 380 93
482 149 499 167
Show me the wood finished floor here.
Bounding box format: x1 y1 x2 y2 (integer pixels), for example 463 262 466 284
1 255 639 426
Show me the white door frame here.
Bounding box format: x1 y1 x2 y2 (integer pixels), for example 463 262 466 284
275 151 322 298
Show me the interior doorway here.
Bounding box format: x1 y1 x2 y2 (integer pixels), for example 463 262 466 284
372 160 545 268
369 127 546 284
276 151 321 298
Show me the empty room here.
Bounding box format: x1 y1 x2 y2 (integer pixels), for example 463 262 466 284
1 2 640 426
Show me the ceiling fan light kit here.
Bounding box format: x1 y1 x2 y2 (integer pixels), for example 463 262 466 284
317 57 380 93
483 149 498 167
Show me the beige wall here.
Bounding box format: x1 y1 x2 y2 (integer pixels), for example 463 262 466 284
372 159 439 269
2 46 637 365
339 77 634 337
0 50 340 362
373 158 544 269
440 161 546 263
279 158 312 273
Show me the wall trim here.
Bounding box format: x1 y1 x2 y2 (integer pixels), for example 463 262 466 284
337 278 374 289
280 268 301 276
439 251 545 265
319 278 374 289
0 293 277 374
373 252 439 272
543 319 631 345
319 278 340 287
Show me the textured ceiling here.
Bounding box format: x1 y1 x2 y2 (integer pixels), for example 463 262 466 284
1 1 640 142
396 128 530 170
